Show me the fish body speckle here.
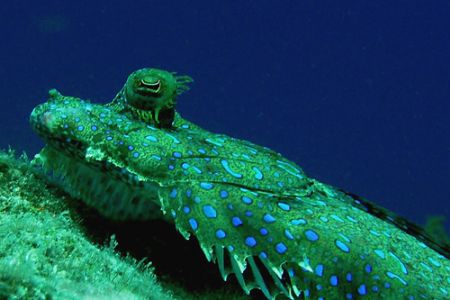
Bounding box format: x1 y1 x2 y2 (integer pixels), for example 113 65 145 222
30 69 449 299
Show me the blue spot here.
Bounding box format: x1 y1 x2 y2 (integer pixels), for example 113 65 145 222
305 229 319 242
194 196 201 203
365 264 373 273
183 206 191 214
372 286 379 292
389 252 409 274
128 145 134 151
370 229 380 236
331 214 345 222
151 155 162 161
227 203 233 210
428 257 441 268
133 152 140 158
288 268 295 277
181 163 189 169
330 275 338 286
192 166 202 174
346 273 352 282
216 229 226 239
227 245 234 252
241 196 253 204
91 125 97 131
320 216 329 222
198 148 206 154
290 219 307 225
263 214 276 223
316 284 323 291
232 217 243 227
358 284 367 295
284 229 294 240
386 271 407 286
384 282 391 289
259 228 268 236
203 205 217 218
168 165 175 170
220 159 243 178
200 182 213 190
277 202 291 211
315 264 324 277
259 252 268 259
346 293 353 299
245 236 257 247
245 210 253 217
173 151 182 158
186 189 192 198
189 218 198 231
252 167 263 180
169 188 177 198
346 215 357 223
275 242 287 254
77 125 84 131
374 249 386 259
220 190 229 199
339 233 351 243
75 117 80 122
145 135 158 142
335 239 350 253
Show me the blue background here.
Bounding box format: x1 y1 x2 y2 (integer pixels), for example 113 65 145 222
1 1 449 229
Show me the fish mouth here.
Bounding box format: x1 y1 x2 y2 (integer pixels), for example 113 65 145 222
30 104 87 156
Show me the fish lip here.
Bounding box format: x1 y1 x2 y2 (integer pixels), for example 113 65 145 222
30 103 87 155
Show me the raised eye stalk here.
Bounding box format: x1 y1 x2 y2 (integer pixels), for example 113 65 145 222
116 68 193 128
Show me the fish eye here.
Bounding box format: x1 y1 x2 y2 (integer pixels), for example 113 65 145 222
139 78 161 93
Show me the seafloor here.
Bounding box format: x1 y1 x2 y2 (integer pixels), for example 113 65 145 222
0 149 249 300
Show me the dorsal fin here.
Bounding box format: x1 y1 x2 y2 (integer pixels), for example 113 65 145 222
341 189 450 259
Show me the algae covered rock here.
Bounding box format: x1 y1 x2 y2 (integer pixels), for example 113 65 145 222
0 149 248 299
0 150 172 300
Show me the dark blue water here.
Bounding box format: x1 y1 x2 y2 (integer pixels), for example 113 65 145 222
1 1 449 229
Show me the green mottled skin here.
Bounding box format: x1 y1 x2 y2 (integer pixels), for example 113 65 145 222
30 68 449 299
